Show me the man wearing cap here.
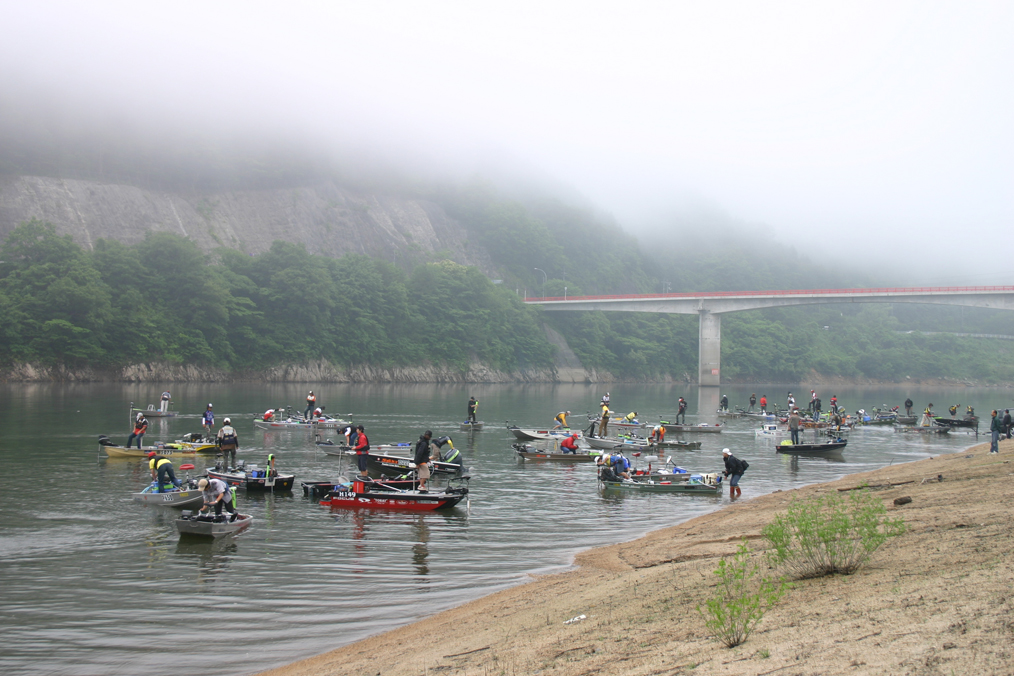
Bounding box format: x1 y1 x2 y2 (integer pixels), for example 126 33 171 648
304 391 316 420
197 477 242 521
127 413 148 449
722 449 748 498
148 452 181 493
353 424 370 479
788 409 801 445
202 404 214 434
414 431 433 491
553 411 571 429
216 417 239 467
677 397 687 424
560 432 580 453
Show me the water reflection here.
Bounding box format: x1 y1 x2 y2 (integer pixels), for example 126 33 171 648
412 515 430 579
698 387 720 424
175 537 239 582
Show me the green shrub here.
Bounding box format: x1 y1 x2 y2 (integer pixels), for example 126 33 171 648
762 490 906 579
698 541 788 648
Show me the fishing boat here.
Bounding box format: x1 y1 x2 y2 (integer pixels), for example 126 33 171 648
98 435 217 457
132 404 178 418
756 423 788 438
895 415 918 425
132 482 205 508
598 470 722 494
507 423 583 442
585 435 653 453
933 416 979 429
651 439 703 450
717 409 744 419
742 410 777 421
459 421 484 431
512 443 600 462
207 460 295 491
176 511 252 538
366 451 463 477
319 477 469 511
775 439 848 456
253 416 351 430
660 422 724 434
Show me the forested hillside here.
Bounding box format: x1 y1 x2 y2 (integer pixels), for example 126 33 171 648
2 143 1013 382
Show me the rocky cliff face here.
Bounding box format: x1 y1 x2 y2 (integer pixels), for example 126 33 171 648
0 174 494 273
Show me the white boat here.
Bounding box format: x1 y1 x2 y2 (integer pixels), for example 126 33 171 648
755 423 788 438
132 483 204 508
507 424 583 442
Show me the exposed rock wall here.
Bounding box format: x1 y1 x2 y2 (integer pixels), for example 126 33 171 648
0 360 560 383
0 175 494 273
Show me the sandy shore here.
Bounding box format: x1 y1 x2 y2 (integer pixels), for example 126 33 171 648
258 438 1014 676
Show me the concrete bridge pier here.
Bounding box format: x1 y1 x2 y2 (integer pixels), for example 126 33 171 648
698 310 721 387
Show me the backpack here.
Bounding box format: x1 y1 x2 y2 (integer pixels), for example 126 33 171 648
739 459 750 473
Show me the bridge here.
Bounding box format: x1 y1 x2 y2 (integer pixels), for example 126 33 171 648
527 286 1014 386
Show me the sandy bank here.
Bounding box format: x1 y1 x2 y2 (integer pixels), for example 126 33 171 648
257 439 1014 676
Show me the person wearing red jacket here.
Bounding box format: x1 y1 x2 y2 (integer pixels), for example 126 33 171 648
560 433 580 453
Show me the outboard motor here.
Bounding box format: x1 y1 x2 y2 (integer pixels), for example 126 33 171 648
98 435 115 446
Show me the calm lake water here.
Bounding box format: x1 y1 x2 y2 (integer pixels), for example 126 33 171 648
0 382 1004 676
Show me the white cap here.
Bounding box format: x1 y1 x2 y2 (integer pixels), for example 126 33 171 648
722 448 731 455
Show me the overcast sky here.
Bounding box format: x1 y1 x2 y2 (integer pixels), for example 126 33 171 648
3 1 1012 283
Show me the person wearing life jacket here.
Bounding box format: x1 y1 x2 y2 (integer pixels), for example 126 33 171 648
623 411 638 423
353 424 370 479
197 477 244 521
304 391 317 420
830 395 838 413
263 409 275 422
610 451 631 479
267 453 278 478
649 424 665 444
719 394 729 411
127 413 148 449
560 432 580 454
597 402 610 437
147 451 181 493
553 411 571 429
434 436 463 467
466 396 478 423
217 418 239 467
413 431 433 492
759 395 767 414
202 404 214 434
601 392 610 406
159 390 172 413
949 405 958 418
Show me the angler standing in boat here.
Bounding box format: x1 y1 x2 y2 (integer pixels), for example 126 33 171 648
719 395 729 411
467 397 478 423
677 397 688 424
197 477 244 521
787 392 796 411
147 451 182 492
159 390 172 413
759 394 767 414
904 397 914 416
788 409 801 445
217 417 239 467
553 411 571 429
414 431 433 492
202 404 214 435
748 393 756 412
722 448 748 498
830 395 838 414
127 413 148 449
560 432 580 454
597 402 610 437
304 391 317 420
353 424 370 480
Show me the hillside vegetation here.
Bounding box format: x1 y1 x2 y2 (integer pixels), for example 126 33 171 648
2 174 1014 382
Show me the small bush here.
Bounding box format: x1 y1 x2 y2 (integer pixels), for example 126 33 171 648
698 541 788 648
762 489 906 579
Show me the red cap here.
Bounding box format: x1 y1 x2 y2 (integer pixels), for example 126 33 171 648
147 451 156 457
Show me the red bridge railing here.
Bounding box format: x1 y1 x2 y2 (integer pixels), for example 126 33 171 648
525 286 1014 303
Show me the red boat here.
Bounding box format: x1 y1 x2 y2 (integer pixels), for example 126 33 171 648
319 478 468 511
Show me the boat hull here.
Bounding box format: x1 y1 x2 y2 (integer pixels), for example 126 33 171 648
459 421 484 431
320 480 467 511
102 442 216 458
776 441 848 456
508 426 582 442
176 514 252 538
599 479 722 494
132 488 204 508
515 449 598 462
661 424 723 434
132 408 177 418
207 469 296 491
893 425 950 434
